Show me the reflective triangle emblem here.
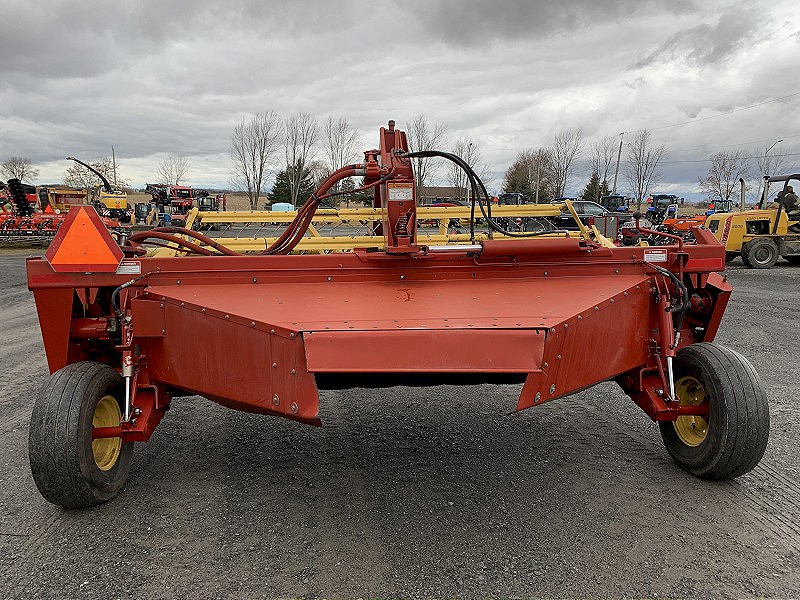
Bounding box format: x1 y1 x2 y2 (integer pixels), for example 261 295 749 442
45 206 124 273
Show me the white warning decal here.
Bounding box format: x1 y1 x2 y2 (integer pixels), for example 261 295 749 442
115 260 142 275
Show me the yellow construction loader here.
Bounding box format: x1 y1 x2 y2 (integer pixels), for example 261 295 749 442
705 174 800 268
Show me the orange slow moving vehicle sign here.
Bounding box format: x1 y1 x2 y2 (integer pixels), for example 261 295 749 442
44 206 124 272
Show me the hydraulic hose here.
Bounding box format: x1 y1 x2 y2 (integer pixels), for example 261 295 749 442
401 150 569 241
262 164 361 255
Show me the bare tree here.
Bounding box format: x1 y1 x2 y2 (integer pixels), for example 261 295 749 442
754 143 791 203
589 135 617 190
548 128 584 198
624 129 666 208
230 111 281 210
156 154 189 185
502 149 552 202
405 114 447 192
1 157 39 182
284 113 319 205
698 151 750 204
323 116 360 195
63 157 129 202
447 139 488 201
307 159 330 191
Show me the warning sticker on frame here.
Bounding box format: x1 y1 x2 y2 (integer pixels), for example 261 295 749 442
115 260 142 275
388 183 414 201
643 249 668 263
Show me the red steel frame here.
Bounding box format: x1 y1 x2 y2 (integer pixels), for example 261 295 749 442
26 122 730 444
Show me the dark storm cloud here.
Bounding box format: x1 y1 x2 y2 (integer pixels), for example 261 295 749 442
634 4 758 68
398 0 698 44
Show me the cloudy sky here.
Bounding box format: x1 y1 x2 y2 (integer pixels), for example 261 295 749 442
1 0 798 201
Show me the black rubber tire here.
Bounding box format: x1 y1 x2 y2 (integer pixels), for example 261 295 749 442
523 217 554 233
659 343 769 480
29 362 133 508
742 237 779 269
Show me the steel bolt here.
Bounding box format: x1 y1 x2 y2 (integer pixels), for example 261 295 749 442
564 323 568 329
176 279 181 284
291 369 296 375
272 394 280 405
272 362 277 368
556 354 562 360
543 362 548 368
225 314 229 320
534 392 541 403
400 275 405 280
253 277 258 283
577 315 582 320
543 271 548 276
290 402 298 414
327 276 332 281
290 332 295 339
270 328 276 334
251 321 256 327
594 306 599 311
159 303 164 308
133 407 142 416
161 328 166 335
549 384 556 394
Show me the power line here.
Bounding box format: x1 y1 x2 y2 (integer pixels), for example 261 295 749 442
668 133 800 154
648 91 800 131
660 151 800 165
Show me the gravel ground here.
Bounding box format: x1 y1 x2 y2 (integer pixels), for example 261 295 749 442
0 248 798 599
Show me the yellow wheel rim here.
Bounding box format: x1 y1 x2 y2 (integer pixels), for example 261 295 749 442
92 395 122 471
673 375 709 447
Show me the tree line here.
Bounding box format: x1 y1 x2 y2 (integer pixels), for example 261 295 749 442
2 120 792 209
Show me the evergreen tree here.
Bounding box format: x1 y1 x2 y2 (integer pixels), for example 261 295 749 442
581 171 608 202
599 178 611 199
270 161 315 205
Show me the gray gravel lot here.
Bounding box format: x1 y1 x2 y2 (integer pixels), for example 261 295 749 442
1 248 798 599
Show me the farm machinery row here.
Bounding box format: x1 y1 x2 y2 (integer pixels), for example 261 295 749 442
1 177 127 246
27 121 769 509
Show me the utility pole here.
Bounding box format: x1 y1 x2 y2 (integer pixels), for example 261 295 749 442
611 132 624 194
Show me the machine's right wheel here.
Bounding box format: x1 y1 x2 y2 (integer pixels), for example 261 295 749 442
29 361 133 508
742 238 779 269
659 343 769 480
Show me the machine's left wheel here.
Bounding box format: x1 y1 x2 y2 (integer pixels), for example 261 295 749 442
659 343 769 480
29 362 133 509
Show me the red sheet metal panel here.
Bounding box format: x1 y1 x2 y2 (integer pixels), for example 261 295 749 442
137 300 321 423
32 287 74 373
517 280 653 410
143 274 650 335
303 329 546 372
